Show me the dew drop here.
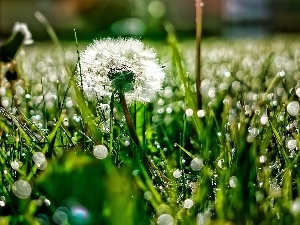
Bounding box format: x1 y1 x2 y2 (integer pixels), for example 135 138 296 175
93 145 108 159
157 214 174 225
12 180 32 199
53 208 69 225
287 139 297 150
260 114 268 125
287 101 299 116
32 152 46 165
190 157 203 171
291 198 300 215
197 109 205 118
224 71 231 77
11 160 20 170
279 70 285 77
172 169 182 178
229 176 238 188
183 199 194 209
185 108 193 117
144 191 153 201
217 159 224 168
259 155 267 164
296 88 300 98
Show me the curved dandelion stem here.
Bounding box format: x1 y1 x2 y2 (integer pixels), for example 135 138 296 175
119 93 142 149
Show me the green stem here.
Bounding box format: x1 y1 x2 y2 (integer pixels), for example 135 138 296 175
119 94 142 149
195 0 203 110
109 93 114 156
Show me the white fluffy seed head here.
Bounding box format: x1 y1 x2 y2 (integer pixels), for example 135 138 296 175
77 38 165 104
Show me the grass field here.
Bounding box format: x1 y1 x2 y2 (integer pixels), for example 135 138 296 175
0 33 300 225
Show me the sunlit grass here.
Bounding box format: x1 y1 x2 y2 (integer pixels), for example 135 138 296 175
0 34 300 225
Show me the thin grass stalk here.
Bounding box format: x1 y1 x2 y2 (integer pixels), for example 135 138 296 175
109 93 114 156
195 0 203 110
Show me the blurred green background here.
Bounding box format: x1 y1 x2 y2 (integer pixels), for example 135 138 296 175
1 0 300 41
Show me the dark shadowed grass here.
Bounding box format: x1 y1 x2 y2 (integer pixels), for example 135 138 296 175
0 33 300 224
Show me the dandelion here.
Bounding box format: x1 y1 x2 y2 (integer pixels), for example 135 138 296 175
77 38 165 104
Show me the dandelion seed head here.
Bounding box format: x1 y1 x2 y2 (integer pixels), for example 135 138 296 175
12 22 33 45
287 101 299 116
77 38 165 104
93 145 108 159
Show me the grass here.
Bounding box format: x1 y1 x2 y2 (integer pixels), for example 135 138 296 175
0 32 300 225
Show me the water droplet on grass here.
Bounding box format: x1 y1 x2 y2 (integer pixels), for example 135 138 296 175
287 139 297 150
11 160 20 170
197 109 205 118
229 176 237 188
287 101 299 116
291 198 300 215
32 152 46 165
93 145 108 159
53 209 68 225
190 157 203 171
224 71 231 77
144 191 153 201
12 180 32 199
172 169 182 178
157 214 174 225
185 108 193 117
183 199 194 209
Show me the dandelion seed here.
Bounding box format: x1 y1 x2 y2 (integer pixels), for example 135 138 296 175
12 180 32 199
185 108 193 117
287 101 299 117
164 86 173 98
190 157 203 171
166 107 172 114
12 22 33 45
93 145 108 159
0 200 5 207
157 214 174 225
77 38 165 104
183 199 194 209
172 169 182 178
